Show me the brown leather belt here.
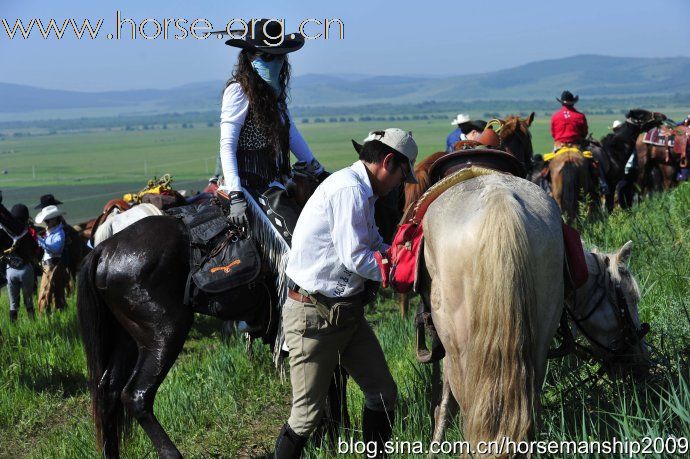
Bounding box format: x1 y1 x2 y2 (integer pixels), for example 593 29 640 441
288 289 314 304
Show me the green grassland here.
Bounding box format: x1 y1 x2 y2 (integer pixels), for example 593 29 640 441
2 108 689 222
0 183 688 458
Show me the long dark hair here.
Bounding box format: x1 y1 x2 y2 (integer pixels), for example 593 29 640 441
225 50 291 154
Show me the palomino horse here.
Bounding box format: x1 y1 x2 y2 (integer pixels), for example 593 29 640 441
429 240 651 452
548 148 599 223
420 174 564 450
399 114 535 316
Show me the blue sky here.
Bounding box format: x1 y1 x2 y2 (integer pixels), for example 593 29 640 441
1 0 689 91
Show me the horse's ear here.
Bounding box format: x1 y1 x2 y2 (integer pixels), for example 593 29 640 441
526 112 535 127
616 240 633 265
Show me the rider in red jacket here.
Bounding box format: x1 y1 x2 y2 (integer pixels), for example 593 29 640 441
551 91 588 148
549 91 609 194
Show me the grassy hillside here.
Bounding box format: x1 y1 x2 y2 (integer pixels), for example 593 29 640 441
2 55 690 116
0 179 688 457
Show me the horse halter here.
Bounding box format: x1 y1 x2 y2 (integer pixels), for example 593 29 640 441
566 255 649 359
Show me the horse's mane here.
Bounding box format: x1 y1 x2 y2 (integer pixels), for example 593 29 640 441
500 115 526 140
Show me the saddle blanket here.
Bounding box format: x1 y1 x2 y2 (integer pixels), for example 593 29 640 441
543 147 593 162
643 128 675 147
93 203 163 246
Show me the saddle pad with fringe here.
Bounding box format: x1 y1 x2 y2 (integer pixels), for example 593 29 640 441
643 128 674 147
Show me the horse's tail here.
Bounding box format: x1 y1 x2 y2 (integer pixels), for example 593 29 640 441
77 247 133 455
560 158 580 222
458 187 538 447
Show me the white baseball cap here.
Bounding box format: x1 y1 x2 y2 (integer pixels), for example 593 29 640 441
353 128 419 183
451 113 471 126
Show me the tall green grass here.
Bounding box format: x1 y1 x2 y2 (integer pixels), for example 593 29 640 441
1 183 688 458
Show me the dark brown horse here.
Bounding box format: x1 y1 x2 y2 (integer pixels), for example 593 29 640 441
398 114 536 316
585 109 667 210
76 172 359 458
0 202 38 264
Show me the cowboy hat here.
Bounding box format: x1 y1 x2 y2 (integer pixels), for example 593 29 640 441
35 193 62 209
556 90 579 105
217 19 304 54
351 128 419 184
450 113 471 126
35 205 65 224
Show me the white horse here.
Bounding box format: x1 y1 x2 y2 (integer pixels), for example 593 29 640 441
565 243 650 378
420 174 564 450
421 171 650 454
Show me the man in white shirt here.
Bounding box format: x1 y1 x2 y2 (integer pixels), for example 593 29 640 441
274 129 418 458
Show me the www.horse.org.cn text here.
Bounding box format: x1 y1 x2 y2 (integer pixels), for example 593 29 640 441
0 14 345 41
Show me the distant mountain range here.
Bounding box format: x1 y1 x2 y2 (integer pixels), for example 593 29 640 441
2 55 689 116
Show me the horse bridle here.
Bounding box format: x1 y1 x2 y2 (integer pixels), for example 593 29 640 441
0 222 28 254
565 256 650 359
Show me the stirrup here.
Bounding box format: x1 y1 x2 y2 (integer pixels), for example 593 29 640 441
415 312 445 363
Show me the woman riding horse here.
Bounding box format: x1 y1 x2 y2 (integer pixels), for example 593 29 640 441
76 21 337 458
216 19 328 246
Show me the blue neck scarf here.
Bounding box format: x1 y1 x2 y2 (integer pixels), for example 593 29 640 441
251 56 285 93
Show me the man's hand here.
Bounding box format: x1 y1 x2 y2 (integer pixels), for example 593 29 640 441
217 190 248 227
374 250 392 288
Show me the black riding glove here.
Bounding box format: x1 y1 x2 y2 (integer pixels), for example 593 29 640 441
218 190 248 226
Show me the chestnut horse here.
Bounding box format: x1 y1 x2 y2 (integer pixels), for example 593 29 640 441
548 148 599 223
635 124 689 193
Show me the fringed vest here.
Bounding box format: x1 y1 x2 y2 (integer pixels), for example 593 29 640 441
237 107 291 189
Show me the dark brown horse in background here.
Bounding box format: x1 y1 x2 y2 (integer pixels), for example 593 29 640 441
0 201 39 280
398 114 536 316
585 109 667 210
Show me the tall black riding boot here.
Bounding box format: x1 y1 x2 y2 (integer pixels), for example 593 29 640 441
27 308 35 320
362 407 394 458
9 310 18 323
273 423 307 459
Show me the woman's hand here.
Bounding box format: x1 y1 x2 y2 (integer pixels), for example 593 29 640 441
217 190 248 227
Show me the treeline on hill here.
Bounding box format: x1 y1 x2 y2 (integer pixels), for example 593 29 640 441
1 93 689 137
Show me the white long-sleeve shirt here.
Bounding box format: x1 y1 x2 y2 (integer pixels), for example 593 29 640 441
286 160 389 298
219 83 317 191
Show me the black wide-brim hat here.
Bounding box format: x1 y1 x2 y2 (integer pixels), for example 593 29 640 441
556 90 579 105
216 19 304 54
35 193 62 209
